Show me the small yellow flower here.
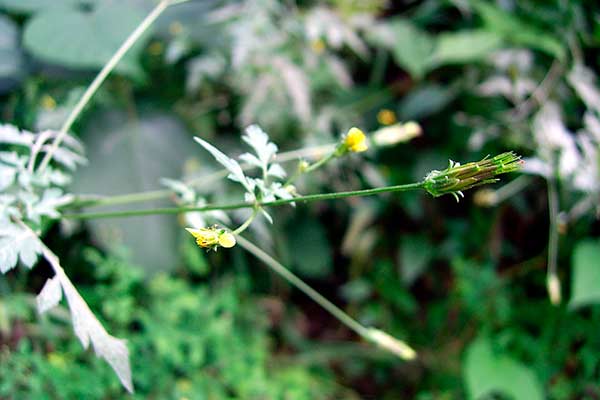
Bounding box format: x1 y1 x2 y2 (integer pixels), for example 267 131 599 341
185 227 236 250
344 127 368 153
377 109 397 126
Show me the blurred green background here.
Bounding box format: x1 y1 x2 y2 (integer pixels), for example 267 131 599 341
1 0 600 398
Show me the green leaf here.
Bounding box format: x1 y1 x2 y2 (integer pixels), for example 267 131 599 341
431 30 502 66
23 3 146 76
569 239 600 309
70 110 198 274
368 19 434 79
0 14 24 92
0 0 78 13
398 84 456 120
470 0 565 60
399 235 433 285
464 336 544 400
287 218 332 279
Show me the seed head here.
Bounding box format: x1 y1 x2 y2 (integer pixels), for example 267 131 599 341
423 152 523 202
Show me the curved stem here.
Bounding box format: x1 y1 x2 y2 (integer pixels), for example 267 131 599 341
236 235 369 338
232 208 258 235
37 0 186 172
62 181 425 220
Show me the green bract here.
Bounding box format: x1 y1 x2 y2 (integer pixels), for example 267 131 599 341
423 152 523 201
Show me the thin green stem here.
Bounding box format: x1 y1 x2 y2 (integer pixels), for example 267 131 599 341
232 208 258 235
235 235 369 338
546 176 561 305
37 0 186 172
66 143 337 209
62 181 425 220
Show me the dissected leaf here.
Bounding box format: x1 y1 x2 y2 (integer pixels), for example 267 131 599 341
569 239 600 309
0 221 42 272
464 336 544 400
23 3 146 76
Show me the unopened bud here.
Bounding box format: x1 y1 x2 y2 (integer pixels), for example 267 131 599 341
372 122 422 147
366 328 417 360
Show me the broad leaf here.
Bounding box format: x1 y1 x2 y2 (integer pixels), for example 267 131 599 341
470 0 565 60
0 14 24 93
431 30 502 66
464 336 544 400
368 19 434 79
399 235 433 285
0 0 78 13
23 3 146 76
569 239 600 309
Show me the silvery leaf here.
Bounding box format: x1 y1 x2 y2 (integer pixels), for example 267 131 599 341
0 164 16 190
194 136 252 192
242 125 278 168
0 222 41 272
37 275 63 314
267 163 286 179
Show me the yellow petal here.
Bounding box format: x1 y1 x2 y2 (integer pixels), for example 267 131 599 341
218 232 236 248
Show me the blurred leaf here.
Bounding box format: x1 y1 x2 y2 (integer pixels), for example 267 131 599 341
287 218 332 279
464 336 544 400
0 0 78 13
23 3 146 76
431 30 502 65
368 19 434 79
470 0 565 60
0 14 24 92
70 110 197 274
569 239 600 309
399 235 433 285
398 84 456 120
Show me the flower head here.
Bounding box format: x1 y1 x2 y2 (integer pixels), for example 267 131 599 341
377 109 397 126
185 226 236 251
344 127 368 153
423 152 523 202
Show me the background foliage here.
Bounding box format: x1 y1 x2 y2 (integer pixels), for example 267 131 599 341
1 0 600 398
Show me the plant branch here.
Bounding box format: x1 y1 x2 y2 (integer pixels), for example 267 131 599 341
37 0 186 172
62 181 425 220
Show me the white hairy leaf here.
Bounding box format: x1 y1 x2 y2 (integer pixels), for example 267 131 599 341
0 222 42 272
36 275 63 314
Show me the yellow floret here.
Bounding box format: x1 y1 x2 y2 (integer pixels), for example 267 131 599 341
344 127 368 153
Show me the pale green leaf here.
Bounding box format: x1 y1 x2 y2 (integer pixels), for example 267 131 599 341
569 239 600 309
23 3 146 76
464 336 544 400
431 30 502 66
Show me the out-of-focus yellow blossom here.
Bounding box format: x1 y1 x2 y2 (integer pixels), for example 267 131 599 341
372 121 422 147
148 41 163 56
169 21 184 36
185 227 236 250
310 38 326 54
377 109 397 125
41 95 57 110
344 127 368 153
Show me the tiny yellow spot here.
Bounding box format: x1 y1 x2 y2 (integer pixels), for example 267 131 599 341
377 109 397 126
40 95 56 110
169 21 184 36
148 41 164 56
310 38 326 54
344 127 368 153
186 227 236 250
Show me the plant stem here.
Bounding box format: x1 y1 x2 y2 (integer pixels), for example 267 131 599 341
37 0 185 172
546 176 561 305
62 181 425 220
235 235 369 338
66 143 337 209
232 208 258 235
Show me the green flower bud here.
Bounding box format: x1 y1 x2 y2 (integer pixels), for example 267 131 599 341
423 152 523 202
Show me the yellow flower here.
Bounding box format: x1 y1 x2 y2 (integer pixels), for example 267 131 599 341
185 227 236 250
344 127 368 153
376 109 397 126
